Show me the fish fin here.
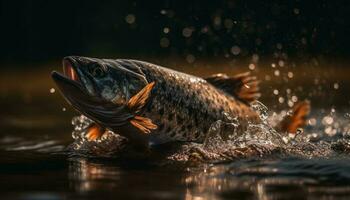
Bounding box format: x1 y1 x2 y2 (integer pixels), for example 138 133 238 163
205 72 261 103
129 115 158 134
127 82 155 112
277 100 311 133
86 123 106 141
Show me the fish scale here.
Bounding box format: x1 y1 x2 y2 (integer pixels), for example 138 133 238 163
121 60 261 144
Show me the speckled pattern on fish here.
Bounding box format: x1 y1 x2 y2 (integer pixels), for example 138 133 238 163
115 60 261 144
53 56 309 147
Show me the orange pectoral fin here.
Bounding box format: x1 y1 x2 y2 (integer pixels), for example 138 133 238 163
129 115 157 134
127 82 155 112
86 123 106 141
117 82 157 134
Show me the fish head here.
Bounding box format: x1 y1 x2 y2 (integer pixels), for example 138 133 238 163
53 56 148 102
51 56 149 128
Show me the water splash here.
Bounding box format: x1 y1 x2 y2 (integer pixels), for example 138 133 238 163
69 115 128 157
251 101 269 121
68 104 350 163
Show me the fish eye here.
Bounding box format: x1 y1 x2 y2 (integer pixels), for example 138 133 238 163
89 64 105 78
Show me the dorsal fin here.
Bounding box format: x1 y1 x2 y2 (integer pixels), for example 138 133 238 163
205 72 261 103
126 82 158 134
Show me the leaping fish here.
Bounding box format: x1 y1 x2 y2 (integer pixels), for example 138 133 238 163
52 56 310 148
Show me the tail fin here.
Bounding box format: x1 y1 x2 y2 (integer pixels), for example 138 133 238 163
276 100 311 134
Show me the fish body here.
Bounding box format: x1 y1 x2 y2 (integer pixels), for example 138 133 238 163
52 56 307 147
124 60 260 144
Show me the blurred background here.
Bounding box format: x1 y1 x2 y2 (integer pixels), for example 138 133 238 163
1 0 349 62
0 0 349 127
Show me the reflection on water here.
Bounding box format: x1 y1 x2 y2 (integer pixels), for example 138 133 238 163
69 159 122 193
68 158 188 199
67 157 350 199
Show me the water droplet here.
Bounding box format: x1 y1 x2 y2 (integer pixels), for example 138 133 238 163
271 63 276 68
278 60 285 67
308 118 317 126
311 133 318 138
288 100 294 107
334 83 339 90
345 113 350 119
296 128 303 134
287 72 294 78
163 27 170 34
322 116 334 125
252 54 259 63
324 126 336 136
201 26 209 34
288 133 295 138
160 37 170 48
274 70 280 76
125 14 136 24
251 101 269 120
49 88 55 93
293 8 300 15
186 54 196 63
182 27 193 38
62 107 66 112
231 46 241 55
273 89 279 95
282 136 289 144
278 97 285 104
248 63 255 70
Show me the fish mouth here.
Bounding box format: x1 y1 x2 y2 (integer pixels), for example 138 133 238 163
52 56 96 97
51 57 102 112
52 57 112 129
62 57 80 83
52 57 131 131
52 57 86 97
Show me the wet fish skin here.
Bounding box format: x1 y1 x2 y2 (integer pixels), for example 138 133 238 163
52 56 261 146
116 60 261 144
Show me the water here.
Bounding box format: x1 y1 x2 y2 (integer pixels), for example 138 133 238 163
1 61 350 199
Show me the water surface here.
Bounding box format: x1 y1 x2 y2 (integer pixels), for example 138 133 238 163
1 60 350 199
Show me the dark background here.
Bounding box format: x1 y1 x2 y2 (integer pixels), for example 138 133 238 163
1 0 349 65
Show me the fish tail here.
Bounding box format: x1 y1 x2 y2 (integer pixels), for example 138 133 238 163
276 100 311 134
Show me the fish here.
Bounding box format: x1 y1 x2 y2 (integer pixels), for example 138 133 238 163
52 56 310 148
